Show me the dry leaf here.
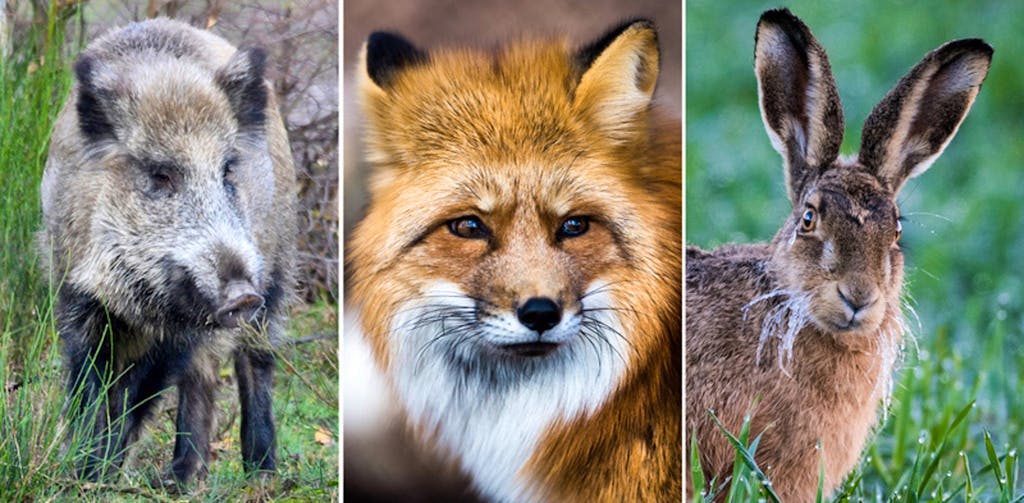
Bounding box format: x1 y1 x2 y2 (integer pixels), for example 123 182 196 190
212 436 235 451
313 427 333 446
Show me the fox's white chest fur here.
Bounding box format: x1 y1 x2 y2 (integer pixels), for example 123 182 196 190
387 281 628 502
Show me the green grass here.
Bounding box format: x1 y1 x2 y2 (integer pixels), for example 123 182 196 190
688 1 1023 501
0 10 69 332
0 8 338 501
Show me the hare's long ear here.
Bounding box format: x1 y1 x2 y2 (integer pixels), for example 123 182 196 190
573 19 659 143
755 9 844 205
859 39 992 193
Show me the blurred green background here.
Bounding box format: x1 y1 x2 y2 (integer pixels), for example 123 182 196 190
688 0 1022 499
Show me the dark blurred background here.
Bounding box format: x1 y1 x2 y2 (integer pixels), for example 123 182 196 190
688 0 1023 497
342 1 680 501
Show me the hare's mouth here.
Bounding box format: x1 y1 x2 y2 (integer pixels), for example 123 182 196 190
817 310 883 335
832 318 864 332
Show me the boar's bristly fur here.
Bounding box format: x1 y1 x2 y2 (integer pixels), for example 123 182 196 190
39 18 296 484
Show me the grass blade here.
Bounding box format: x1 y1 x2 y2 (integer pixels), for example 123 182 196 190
709 411 781 503
690 431 706 502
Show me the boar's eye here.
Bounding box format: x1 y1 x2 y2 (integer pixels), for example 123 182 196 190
222 156 238 178
222 156 238 196
557 216 589 239
447 216 490 239
142 162 177 195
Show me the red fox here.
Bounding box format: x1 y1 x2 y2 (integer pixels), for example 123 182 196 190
348 20 681 502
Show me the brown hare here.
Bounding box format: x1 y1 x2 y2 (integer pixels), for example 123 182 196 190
686 8 992 502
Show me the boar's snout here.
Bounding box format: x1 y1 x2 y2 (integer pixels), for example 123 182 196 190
215 281 264 328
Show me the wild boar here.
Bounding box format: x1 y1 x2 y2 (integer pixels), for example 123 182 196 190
39 18 296 484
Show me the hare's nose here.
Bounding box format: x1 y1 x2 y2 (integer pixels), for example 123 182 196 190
837 285 876 314
517 297 561 334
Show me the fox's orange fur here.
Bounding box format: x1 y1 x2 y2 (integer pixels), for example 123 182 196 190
348 20 680 502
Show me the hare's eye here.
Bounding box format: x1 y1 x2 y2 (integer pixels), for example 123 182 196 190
895 219 902 242
800 208 817 232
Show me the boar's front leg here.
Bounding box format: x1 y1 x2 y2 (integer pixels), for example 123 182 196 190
62 317 116 480
169 349 218 483
59 287 156 480
235 345 277 474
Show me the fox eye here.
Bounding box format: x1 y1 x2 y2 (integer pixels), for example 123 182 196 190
895 219 902 242
448 216 490 239
558 216 589 238
800 208 817 232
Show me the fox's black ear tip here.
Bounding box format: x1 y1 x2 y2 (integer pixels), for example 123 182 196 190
365 31 427 88
623 18 655 31
575 18 659 72
602 18 657 39
367 31 414 52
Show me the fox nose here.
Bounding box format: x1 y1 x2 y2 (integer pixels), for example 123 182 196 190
215 281 264 328
837 285 875 314
517 297 561 334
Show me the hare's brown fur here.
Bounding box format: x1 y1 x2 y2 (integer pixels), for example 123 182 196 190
686 9 991 501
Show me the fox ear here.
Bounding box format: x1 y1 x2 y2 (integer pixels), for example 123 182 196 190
74 55 117 141
755 8 844 206
359 31 428 97
573 19 659 141
859 39 992 193
216 47 268 129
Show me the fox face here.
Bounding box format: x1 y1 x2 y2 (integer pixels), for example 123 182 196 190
353 24 676 366
382 160 637 361
350 20 680 502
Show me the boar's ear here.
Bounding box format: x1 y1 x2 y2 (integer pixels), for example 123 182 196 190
573 19 659 142
74 56 116 142
359 31 428 98
216 47 268 129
